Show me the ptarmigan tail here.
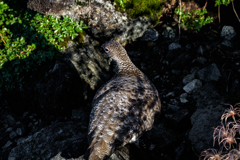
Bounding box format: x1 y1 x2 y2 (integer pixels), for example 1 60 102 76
84 139 111 160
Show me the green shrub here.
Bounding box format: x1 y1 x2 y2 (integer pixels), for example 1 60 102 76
174 8 213 31
0 1 88 91
215 0 234 6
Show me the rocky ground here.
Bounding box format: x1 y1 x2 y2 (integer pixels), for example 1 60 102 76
1 0 240 160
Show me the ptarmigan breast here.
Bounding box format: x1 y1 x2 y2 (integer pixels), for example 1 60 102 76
84 40 161 160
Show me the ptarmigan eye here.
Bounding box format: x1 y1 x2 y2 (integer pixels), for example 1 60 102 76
104 47 110 53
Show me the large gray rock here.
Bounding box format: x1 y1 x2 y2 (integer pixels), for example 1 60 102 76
27 0 151 44
62 40 111 91
192 83 224 109
196 63 221 82
188 104 225 154
8 121 88 160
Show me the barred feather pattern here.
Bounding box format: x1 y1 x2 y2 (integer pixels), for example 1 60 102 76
86 40 161 160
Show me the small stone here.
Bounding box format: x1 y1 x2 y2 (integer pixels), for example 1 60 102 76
5 127 13 133
72 109 85 120
141 62 147 71
16 127 25 136
180 93 188 103
197 46 205 54
2 141 12 149
221 40 233 47
140 28 159 41
166 92 175 97
22 112 29 118
9 131 17 139
185 44 191 50
221 26 236 40
183 79 202 93
162 26 175 39
149 144 156 150
183 74 195 85
154 75 160 79
171 69 181 75
196 57 207 64
167 104 180 112
5 115 16 127
168 43 181 51
196 63 221 82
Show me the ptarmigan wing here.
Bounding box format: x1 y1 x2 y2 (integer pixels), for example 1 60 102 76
88 75 160 150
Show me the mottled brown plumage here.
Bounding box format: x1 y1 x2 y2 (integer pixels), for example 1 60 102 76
85 40 161 160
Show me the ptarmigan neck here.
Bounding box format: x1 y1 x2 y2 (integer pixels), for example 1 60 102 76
115 57 142 75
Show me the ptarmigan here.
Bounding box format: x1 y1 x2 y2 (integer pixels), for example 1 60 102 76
84 40 161 160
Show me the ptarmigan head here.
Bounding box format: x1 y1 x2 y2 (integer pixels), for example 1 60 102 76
101 40 130 63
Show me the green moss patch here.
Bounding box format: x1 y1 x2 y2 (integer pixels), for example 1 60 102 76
115 0 166 24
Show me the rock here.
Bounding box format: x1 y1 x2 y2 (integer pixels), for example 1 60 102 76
183 79 202 93
140 28 159 41
71 109 85 120
221 26 236 40
196 57 207 64
180 93 188 103
9 131 17 140
221 40 233 47
170 53 191 69
185 44 192 50
5 115 16 127
188 104 225 154
168 43 181 51
171 69 181 75
147 123 177 149
165 109 190 128
196 63 221 82
166 104 180 112
182 74 195 85
8 121 88 160
166 92 175 97
2 141 13 150
5 127 13 133
162 26 175 39
192 83 223 109
16 127 25 136
197 46 205 54
5 50 110 115
28 0 151 44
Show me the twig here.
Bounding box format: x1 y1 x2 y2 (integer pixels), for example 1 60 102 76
178 0 181 39
232 1 240 23
202 0 208 9
218 5 220 23
0 33 9 48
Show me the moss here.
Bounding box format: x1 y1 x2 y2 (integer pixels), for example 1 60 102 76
115 0 165 25
58 36 71 48
76 1 87 6
57 31 85 48
73 31 85 47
